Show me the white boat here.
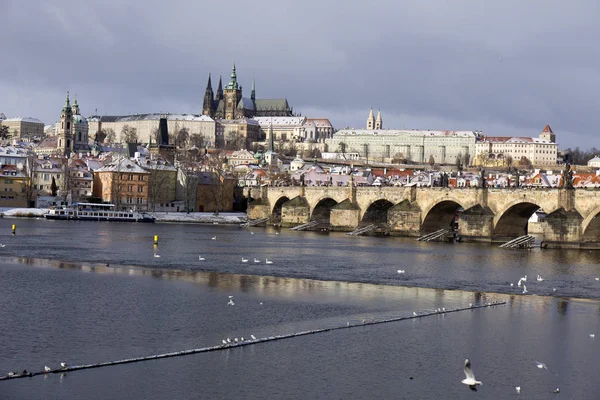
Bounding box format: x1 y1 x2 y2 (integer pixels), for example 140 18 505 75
44 202 155 223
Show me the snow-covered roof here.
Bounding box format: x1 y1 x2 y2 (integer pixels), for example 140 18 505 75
3 117 44 124
253 116 306 126
96 157 149 174
334 129 476 137
0 146 29 157
87 114 214 123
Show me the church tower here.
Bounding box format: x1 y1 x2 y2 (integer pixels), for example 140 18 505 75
57 92 74 156
375 110 383 130
366 108 375 130
202 74 215 116
539 124 556 143
223 63 243 120
251 78 256 102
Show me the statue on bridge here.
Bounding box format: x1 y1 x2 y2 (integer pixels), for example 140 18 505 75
562 163 574 189
479 168 486 188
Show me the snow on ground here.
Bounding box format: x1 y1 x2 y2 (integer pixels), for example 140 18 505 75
0 208 248 224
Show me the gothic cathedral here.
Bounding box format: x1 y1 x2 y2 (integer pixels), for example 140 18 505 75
202 64 294 120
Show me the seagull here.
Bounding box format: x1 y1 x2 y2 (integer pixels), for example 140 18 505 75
0 244 6 247
535 360 548 370
226 338 231 343
250 334 256 340
222 339 227 344
153 254 161 258
553 388 560 394
413 312 417 316
275 232 279 235
227 299 235 306
397 270 405 274
510 283 514 287
595 277 599 281
515 386 521 394
60 362 67 369
254 258 260 263
265 259 273 264
7 372 15 377
240 337 244 341
241 258 248 263
590 333 595 338
234 338 238 343
250 231 255 235
347 321 350 326
259 302 263 305
537 274 544 282
211 236 217 240
461 359 482 391
44 366 51 372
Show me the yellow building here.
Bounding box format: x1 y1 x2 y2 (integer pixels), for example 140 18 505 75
0 165 29 207
1 117 45 142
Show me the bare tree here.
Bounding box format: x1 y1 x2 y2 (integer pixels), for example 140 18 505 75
24 152 37 207
150 127 159 144
203 151 231 215
463 153 471 168
189 134 205 150
120 125 138 143
519 156 533 170
225 131 245 150
0 125 9 139
428 155 436 167
103 128 116 144
176 127 190 149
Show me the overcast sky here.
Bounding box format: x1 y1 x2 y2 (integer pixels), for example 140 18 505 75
2 0 599 149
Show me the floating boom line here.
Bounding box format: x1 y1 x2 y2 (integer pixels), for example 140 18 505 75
0 301 506 381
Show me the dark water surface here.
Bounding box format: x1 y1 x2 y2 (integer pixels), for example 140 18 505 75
0 218 599 399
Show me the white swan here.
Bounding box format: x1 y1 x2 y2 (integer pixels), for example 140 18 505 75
397 270 405 274
254 258 260 263
199 255 205 261
265 259 273 264
537 274 544 282
211 236 216 240
242 258 248 263
153 254 161 258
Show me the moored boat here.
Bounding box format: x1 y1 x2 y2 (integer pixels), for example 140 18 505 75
44 202 155 223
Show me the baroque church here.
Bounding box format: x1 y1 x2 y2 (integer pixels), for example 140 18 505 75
202 64 294 119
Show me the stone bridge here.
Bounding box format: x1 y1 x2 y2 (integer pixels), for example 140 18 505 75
246 186 600 248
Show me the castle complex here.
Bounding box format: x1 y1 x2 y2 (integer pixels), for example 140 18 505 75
202 64 294 119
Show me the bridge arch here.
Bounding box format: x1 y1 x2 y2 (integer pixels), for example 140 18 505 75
361 199 395 226
493 200 541 237
421 200 464 233
271 196 290 225
311 197 338 225
581 205 600 242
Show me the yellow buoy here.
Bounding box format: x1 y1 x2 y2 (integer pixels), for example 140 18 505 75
153 235 159 245
11 224 16 235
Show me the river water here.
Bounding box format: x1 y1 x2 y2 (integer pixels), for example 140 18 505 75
0 218 599 399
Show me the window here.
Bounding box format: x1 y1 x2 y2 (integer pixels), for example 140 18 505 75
128 185 133 192
137 186 144 193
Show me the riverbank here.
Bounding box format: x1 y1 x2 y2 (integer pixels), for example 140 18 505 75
0 208 247 225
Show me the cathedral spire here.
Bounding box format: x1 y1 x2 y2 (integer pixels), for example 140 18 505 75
202 73 215 116
63 91 71 111
367 108 375 130
227 62 238 90
216 76 223 101
375 109 382 130
251 78 256 101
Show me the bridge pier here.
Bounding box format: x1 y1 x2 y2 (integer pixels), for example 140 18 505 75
540 207 583 249
329 199 360 231
281 196 310 227
458 205 494 243
387 200 422 237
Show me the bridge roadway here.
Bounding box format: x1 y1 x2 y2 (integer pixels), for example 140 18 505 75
246 186 600 248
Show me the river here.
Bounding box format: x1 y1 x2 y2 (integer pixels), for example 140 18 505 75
0 218 598 399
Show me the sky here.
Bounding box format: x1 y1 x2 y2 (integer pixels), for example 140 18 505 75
2 0 600 149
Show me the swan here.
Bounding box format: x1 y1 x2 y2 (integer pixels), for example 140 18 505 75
254 258 260 263
44 366 51 372
199 255 205 261
242 258 248 263
265 259 273 264
211 236 216 240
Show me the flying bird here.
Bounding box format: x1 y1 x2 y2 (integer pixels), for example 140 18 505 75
461 359 482 391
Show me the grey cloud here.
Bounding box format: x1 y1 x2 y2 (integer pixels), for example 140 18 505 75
2 0 599 147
